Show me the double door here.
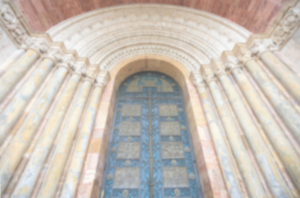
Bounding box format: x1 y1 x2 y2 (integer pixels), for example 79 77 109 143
101 72 201 198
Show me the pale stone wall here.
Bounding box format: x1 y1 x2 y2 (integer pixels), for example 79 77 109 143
275 27 300 75
0 26 18 70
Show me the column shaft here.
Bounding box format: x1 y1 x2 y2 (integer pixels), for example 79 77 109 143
11 73 81 197
0 66 68 192
197 84 243 198
0 58 54 144
208 80 265 197
260 51 300 104
38 79 92 198
61 85 103 198
232 67 300 192
245 59 300 145
219 74 295 197
0 49 39 102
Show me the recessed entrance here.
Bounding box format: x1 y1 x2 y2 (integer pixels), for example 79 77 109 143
100 72 202 198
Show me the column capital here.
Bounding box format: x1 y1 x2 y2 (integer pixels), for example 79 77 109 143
249 39 277 57
211 59 227 78
95 71 110 87
201 65 217 84
82 68 97 83
70 62 86 76
25 38 49 56
43 48 64 64
224 56 242 73
191 71 206 89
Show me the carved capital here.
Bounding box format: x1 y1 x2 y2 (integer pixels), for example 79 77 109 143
95 71 110 87
201 65 216 84
45 48 63 63
82 68 97 82
25 38 49 55
225 56 242 72
70 62 86 76
272 7 300 47
250 39 276 56
191 71 206 89
211 60 227 78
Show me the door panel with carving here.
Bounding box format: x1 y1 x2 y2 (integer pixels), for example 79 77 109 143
101 72 202 198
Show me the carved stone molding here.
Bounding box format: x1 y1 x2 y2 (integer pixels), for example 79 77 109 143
271 6 300 47
250 39 277 57
224 56 242 73
95 71 110 87
0 3 29 46
191 71 206 89
99 44 200 71
211 59 227 78
201 65 216 83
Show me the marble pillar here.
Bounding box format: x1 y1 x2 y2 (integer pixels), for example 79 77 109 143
216 63 295 197
0 49 39 103
11 70 81 198
227 59 300 193
0 65 69 192
0 57 54 144
193 73 243 198
38 77 93 198
244 58 300 145
203 67 265 198
260 51 300 105
61 74 107 198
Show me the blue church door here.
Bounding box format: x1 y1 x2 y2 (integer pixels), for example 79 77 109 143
101 72 202 198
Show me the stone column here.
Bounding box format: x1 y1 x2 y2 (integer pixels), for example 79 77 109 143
0 39 48 103
0 58 69 192
38 73 94 198
60 72 109 198
202 65 265 198
214 60 295 197
11 63 83 198
192 72 243 198
0 50 59 144
241 54 300 145
251 39 300 104
226 57 300 193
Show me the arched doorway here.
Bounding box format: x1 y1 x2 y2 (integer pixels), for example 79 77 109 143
100 72 202 198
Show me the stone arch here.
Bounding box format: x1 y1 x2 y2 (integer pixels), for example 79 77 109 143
80 55 226 197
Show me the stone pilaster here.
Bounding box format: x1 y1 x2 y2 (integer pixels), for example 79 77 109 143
239 48 300 146
60 71 109 198
216 58 296 197
0 39 45 102
192 71 244 198
11 62 83 197
207 60 266 198
250 39 300 105
0 63 69 193
38 68 94 198
0 47 55 145
226 56 300 194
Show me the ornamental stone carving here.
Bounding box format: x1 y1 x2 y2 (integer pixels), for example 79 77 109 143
250 39 277 56
70 62 86 75
25 38 49 54
211 59 227 78
225 56 242 72
95 71 109 87
192 71 206 89
45 48 64 63
201 65 216 83
271 7 300 47
0 4 28 45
